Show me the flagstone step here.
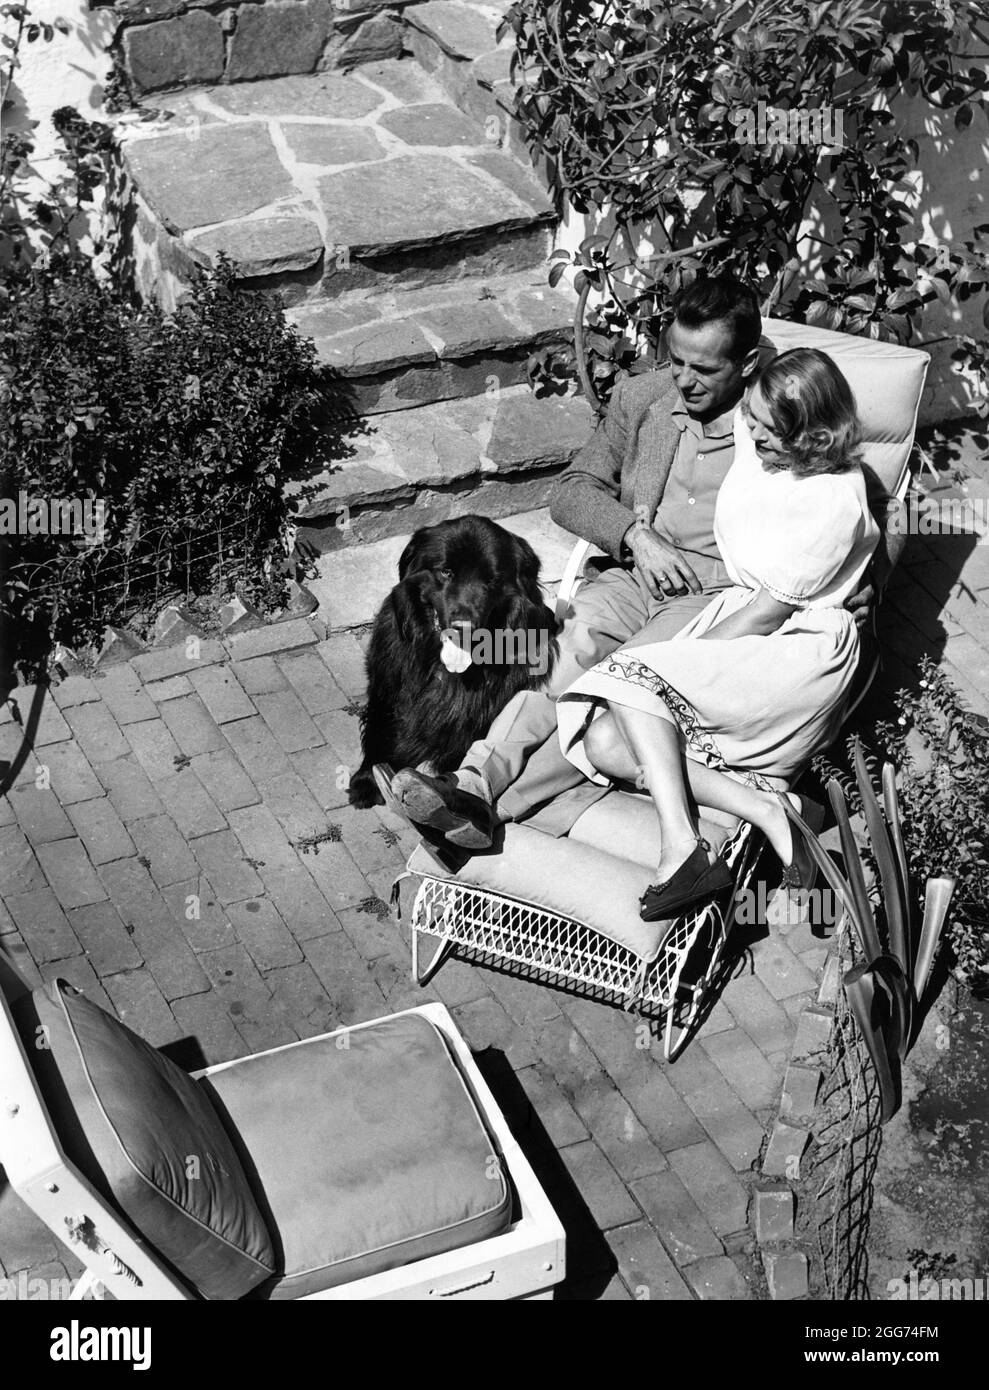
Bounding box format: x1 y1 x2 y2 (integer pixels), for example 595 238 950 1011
123 58 553 310
287 383 593 548
287 270 575 413
405 0 526 157
305 506 580 630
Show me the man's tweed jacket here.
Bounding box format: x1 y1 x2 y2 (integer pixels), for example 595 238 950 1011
550 363 687 560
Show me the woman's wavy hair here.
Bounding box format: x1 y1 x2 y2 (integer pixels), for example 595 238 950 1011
752 347 863 477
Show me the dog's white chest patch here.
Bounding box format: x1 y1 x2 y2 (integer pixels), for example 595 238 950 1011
439 635 472 674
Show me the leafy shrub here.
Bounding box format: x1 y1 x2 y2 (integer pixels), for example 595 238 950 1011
815 656 989 996
0 89 338 676
501 0 989 410
2 251 327 665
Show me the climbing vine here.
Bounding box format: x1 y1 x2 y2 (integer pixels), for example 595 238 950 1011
502 0 989 409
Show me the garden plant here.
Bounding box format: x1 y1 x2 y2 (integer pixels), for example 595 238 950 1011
815 658 989 1001
0 11 338 678
501 0 989 409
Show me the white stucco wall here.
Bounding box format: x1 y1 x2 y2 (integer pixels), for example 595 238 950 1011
898 95 989 422
3 1 116 150
2 1 117 256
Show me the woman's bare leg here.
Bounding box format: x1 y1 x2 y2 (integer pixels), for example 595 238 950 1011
585 705 701 880
584 711 798 866
682 764 798 864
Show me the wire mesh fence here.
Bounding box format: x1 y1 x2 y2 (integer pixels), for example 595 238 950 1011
2 507 273 653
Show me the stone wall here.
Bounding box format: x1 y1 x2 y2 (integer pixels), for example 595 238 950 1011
111 0 429 94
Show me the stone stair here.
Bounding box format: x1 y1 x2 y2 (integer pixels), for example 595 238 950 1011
124 57 553 307
304 505 582 629
286 270 575 414
287 383 592 548
113 2 587 550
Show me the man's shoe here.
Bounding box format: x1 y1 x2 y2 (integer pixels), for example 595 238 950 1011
371 765 460 874
390 767 495 850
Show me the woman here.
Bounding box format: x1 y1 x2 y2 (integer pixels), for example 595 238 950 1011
556 347 880 921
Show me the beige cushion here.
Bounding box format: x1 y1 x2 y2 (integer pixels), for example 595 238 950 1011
200 1013 512 1299
14 980 277 1300
760 317 929 497
407 787 779 960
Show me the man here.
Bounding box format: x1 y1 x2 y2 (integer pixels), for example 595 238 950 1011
380 276 904 847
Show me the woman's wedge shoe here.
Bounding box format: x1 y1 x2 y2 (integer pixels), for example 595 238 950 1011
639 841 732 921
779 794 825 892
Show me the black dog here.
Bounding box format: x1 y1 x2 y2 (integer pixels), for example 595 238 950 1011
348 516 558 809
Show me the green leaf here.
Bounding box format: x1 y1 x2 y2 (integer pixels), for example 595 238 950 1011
853 737 911 985
828 779 884 961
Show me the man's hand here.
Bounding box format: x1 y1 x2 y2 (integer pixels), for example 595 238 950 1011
630 526 702 600
845 578 875 631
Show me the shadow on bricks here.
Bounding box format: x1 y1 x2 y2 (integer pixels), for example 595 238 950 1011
472 1048 617 1299
0 684 51 797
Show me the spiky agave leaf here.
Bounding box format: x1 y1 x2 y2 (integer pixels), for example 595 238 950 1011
844 962 901 1123
827 778 884 962
852 738 910 978
872 952 912 1064
882 763 911 924
780 794 861 945
914 877 955 1003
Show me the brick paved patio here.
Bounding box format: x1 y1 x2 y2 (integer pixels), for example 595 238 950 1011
2 428 987 1300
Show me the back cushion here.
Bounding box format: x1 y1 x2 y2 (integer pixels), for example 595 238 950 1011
760 317 929 496
15 980 277 1299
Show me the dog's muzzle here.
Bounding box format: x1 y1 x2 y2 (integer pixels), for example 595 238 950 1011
433 613 473 675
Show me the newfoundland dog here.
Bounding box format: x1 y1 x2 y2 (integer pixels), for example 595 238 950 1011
347 515 558 809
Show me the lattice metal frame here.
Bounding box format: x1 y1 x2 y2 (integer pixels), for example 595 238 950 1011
409 819 762 1062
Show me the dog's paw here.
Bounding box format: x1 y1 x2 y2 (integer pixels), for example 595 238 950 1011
347 769 383 809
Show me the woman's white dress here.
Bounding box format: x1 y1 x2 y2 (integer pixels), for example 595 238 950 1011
557 411 880 784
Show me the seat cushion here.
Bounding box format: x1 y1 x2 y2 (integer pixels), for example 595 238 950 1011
13 980 277 1299
761 317 929 496
408 785 784 960
198 1012 512 1299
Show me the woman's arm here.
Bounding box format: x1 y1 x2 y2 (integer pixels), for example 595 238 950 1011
698 588 796 640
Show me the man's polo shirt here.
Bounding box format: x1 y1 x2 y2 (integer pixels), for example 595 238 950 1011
650 400 736 592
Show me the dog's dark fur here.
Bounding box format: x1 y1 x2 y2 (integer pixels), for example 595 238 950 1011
348 516 558 809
